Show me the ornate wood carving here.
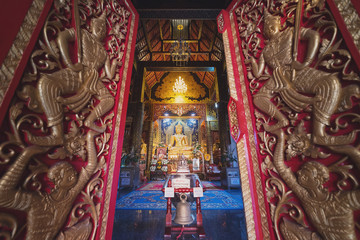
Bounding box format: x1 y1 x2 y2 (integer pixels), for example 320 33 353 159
332 0 360 52
236 0 360 239
217 13 225 33
0 0 131 239
228 97 241 142
153 104 206 120
221 7 272 238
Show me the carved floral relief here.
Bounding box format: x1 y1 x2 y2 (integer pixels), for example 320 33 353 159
236 0 360 239
228 98 241 142
153 104 206 120
0 0 130 239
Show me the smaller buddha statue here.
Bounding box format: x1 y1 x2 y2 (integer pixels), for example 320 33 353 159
140 139 147 156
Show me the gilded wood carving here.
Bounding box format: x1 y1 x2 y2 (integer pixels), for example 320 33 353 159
236 0 360 239
153 104 206 120
0 0 129 239
228 98 241 142
333 0 360 51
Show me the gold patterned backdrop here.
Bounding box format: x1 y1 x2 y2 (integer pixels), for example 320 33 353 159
151 72 209 103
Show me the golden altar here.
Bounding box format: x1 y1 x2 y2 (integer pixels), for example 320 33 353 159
168 147 194 160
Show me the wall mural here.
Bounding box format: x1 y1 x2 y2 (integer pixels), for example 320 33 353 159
206 103 218 121
236 0 360 239
0 0 131 239
151 72 209 103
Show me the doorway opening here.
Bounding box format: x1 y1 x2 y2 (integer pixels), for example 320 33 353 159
112 13 247 240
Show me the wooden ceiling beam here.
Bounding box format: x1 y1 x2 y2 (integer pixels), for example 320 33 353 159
139 53 150 61
211 48 222 61
136 44 147 55
158 20 164 40
158 20 166 60
141 61 220 67
148 21 158 34
195 20 203 61
150 51 212 55
201 72 206 83
137 9 222 20
199 40 210 52
153 54 162 62
189 21 197 39
198 20 203 40
141 19 153 52
148 22 161 50
203 21 217 35
145 66 216 72
162 39 198 43
136 35 146 44
208 30 217 61
209 28 216 52
154 71 159 83
163 21 171 39
159 21 164 51
151 39 161 51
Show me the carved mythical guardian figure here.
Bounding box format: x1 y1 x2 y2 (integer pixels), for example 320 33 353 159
249 10 359 147
27 11 118 146
0 0 129 238
273 129 360 240
238 1 360 239
0 130 99 239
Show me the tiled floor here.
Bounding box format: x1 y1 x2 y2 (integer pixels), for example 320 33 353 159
112 181 247 240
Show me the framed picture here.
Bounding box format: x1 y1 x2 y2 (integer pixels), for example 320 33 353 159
157 147 167 159
210 121 219 131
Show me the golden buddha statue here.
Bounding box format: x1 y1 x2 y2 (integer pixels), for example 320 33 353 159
169 123 189 148
168 123 193 159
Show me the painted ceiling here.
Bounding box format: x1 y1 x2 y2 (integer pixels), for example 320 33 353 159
135 19 223 94
136 19 223 63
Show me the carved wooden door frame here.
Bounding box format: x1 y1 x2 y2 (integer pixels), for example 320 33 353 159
0 1 138 239
98 1 138 239
217 6 272 239
218 0 360 239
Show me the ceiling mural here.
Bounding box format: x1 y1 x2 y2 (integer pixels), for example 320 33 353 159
151 72 209 103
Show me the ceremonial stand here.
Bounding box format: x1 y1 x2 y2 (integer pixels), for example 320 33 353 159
163 178 206 239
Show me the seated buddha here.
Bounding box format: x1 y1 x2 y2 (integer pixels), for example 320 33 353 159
169 123 189 148
168 123 192 158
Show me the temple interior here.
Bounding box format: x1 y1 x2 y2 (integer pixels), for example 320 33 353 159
1 0 359 239
113 0 247 239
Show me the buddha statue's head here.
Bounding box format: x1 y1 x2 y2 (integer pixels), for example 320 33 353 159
175 123 183 134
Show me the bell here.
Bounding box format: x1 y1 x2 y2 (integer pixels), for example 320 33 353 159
174 193 193 225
